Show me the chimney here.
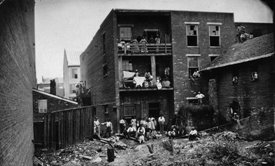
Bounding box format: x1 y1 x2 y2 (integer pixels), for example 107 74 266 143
50 79 56 95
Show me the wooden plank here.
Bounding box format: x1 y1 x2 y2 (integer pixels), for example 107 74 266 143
43 115 47 149
58 112 63 149
118 56 123 88
151 55 156 83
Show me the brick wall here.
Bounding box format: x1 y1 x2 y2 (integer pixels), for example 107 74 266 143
80 10 116 106
171 11 235 112
0 0 35 165
208 58 275 138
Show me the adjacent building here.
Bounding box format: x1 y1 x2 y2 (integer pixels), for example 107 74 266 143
80 9 236 132
201 33 274 138
63 50 81 100
33 89 78 147
0 0 36 165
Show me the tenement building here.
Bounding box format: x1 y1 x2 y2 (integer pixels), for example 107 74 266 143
80 9 235 132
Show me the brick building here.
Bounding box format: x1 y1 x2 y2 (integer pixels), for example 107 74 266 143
63 50 81 100
80 9 235 132
201 33 274 138
0 0 36 165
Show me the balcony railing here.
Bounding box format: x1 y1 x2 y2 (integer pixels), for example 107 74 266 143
120 75 173 91
118 43 172 55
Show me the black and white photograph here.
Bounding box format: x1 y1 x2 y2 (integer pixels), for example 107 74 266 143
0 0 274 165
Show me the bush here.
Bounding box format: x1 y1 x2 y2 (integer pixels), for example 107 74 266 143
177 104 215 130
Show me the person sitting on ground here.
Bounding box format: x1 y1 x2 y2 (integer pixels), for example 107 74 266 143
188 127 198 141
126 124 136 138
167 125 179 139
137 124 146 144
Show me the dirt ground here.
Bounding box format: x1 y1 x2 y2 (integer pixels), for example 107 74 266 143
36 132 275 166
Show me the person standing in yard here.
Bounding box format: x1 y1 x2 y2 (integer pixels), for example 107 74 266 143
195 91 205 104
158 114 165 134
102 119 113 138
119 117 126 134
94 117 101 138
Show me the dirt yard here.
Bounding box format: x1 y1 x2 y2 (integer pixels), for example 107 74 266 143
35 132 275 166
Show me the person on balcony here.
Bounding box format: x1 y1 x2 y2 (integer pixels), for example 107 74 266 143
130 37 140 53
155 34 161 52
139 36 148 53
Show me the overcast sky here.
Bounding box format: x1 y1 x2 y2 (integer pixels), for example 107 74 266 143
35 0 273 83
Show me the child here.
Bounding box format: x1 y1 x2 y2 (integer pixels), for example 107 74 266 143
137 124 146 144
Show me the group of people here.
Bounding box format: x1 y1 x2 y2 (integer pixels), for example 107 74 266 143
118 34 161 54
94 115 199 143
119 115 166 144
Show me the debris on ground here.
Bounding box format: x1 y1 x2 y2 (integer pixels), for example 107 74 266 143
35 131 275 166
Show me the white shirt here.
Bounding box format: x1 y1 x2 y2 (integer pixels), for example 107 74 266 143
190 129 198 135
158 117 165 123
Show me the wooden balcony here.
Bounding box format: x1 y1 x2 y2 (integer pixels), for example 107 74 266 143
118 43 172 56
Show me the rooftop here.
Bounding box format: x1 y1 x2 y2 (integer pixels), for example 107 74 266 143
201 33 274 71
65 50 81 66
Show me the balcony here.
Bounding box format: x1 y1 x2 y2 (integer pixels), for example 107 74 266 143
118 43 172 56
119 71 173 92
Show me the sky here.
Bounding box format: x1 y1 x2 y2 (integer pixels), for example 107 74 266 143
35 0 273 83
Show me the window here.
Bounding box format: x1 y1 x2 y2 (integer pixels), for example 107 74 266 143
209 25 220 46
251 67 258 81
120 27 132 41
209 54 219 61
186 24 198 46
124 105 135 117
232 71 238 84
104 105 109 114
122 60 133 71
103 64 108 77
72 68 78 79
187 55 200 77
102 33 106 55
38 100 47 113
70 84 77 93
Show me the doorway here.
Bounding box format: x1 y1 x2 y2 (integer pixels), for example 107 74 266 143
148 102 160 118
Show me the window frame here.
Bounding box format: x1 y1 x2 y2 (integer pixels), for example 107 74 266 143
186 54 200 78
71 68 78 79
38 99 47 113
119 26 132 42
185 22 200 47
124 104 136 117
207 22 222 47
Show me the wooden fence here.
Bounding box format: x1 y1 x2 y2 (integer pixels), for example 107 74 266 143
43 106 93 151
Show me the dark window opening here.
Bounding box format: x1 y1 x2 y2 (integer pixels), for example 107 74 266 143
210 36 220 46
187 36 197 46
209 25 220 46
210 56 218 61
251 67 258 81
103 64 108 77
232 71 238 84
186 25 198 46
